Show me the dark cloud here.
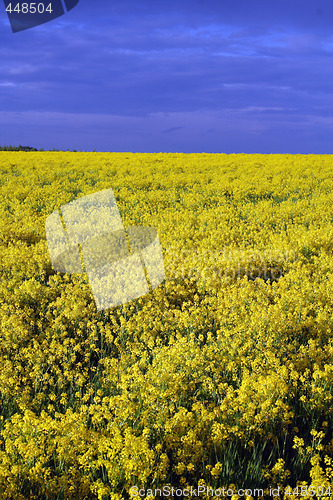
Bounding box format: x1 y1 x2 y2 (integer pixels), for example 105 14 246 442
162 127 184 134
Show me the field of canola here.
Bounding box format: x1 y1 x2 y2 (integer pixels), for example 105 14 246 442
0 152 332 499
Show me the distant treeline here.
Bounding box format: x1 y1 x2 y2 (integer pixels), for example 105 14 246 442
0 146 83 152
0 145 39 151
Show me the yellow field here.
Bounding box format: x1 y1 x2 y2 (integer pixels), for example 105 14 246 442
0 152 332 499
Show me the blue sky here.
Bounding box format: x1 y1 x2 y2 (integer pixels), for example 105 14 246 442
1 0 333 153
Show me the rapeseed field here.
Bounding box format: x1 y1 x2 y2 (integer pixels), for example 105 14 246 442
0 152 332 499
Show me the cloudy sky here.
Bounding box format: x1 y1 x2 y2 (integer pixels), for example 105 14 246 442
1 0 333 153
